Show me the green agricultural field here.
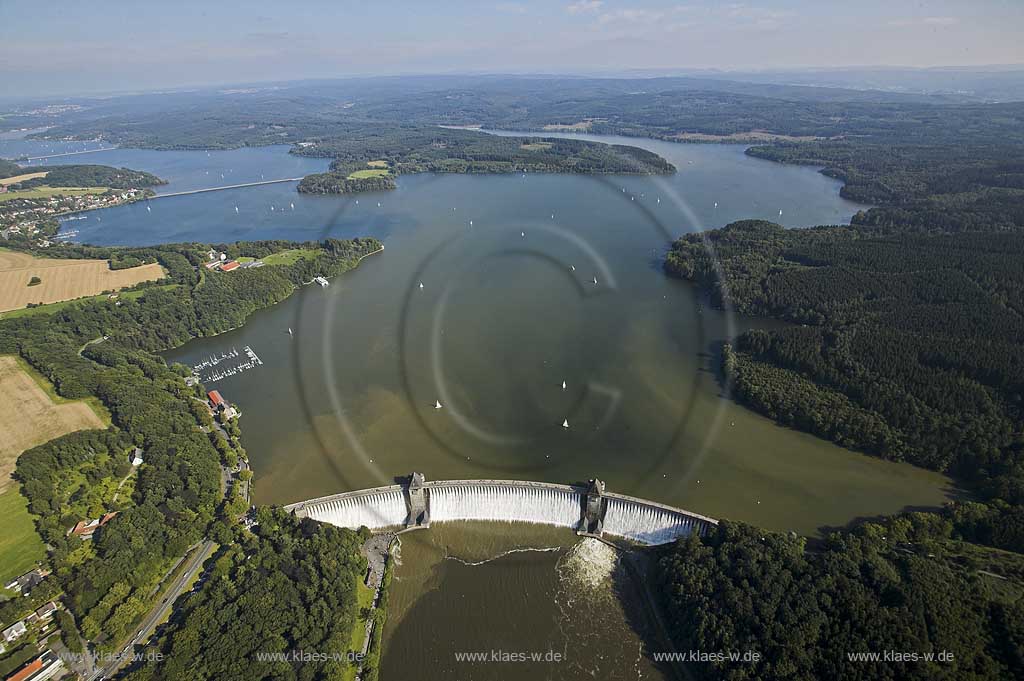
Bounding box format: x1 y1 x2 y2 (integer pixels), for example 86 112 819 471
0 488 46 584
262 248 320 266
347 168 390 179
0 186 109 203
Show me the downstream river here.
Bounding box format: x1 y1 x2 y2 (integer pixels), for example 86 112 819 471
5 131 955 679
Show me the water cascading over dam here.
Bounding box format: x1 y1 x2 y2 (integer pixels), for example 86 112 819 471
429 484 582 528
286 473 716 546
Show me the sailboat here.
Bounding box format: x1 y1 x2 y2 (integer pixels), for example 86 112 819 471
290 203 295 210
593 276 598 284
377 202 382 207
778 209 783 216
146 205 151 212
570 265 575 271
234 206 239 213
419 282 424 289
714 202 718 208
435 400 443 409
288 328 293 336
469 220 473 226
562 419 569 429
562 380 567 390
521 231 525 237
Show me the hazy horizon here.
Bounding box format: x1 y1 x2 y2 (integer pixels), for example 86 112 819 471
3 0 1023 98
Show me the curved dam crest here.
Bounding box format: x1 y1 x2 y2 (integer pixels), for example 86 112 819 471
284 474 717 545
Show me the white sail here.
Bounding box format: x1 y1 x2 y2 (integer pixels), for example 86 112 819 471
562 419 569 428
435 400 443 409
561 380 566 390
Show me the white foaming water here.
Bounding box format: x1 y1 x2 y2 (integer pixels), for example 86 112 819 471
561 538 618 588
430 484 581 528
307 489 407 529
603 497 705 544
301 483 713 544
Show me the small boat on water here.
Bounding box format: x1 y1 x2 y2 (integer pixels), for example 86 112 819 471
562 380 566 390
593 276 598 284
235 206 239 213
288 328 293 335
562 419 569 429
435 400 443 409
419 282 424 289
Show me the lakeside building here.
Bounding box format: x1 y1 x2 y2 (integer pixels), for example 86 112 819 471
68 511 118 540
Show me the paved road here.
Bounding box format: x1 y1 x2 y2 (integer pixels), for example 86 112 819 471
90 539 215 680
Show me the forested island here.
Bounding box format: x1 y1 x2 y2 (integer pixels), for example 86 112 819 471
296 127 674 194
0 236 380 676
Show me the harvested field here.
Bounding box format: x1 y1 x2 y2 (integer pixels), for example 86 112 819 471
0 171 49 186
0 355 106 493
0 249 165 313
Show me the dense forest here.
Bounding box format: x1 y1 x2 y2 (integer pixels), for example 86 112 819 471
658 115 1024 672
24 76 1024 151
0 163 165 188
295 127 674 174
122 509 368 681
655 516 1024 680
1 236 379 652
668 221 1024 533
297 169 396 195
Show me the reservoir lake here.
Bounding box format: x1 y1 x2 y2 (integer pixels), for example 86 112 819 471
4 131 957 679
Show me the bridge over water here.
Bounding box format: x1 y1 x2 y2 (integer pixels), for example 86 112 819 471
285 473 717 545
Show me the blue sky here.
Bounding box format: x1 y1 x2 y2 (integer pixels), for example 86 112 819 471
2 0 1022 96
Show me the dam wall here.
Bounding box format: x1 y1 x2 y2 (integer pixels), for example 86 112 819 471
286 474 716 546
